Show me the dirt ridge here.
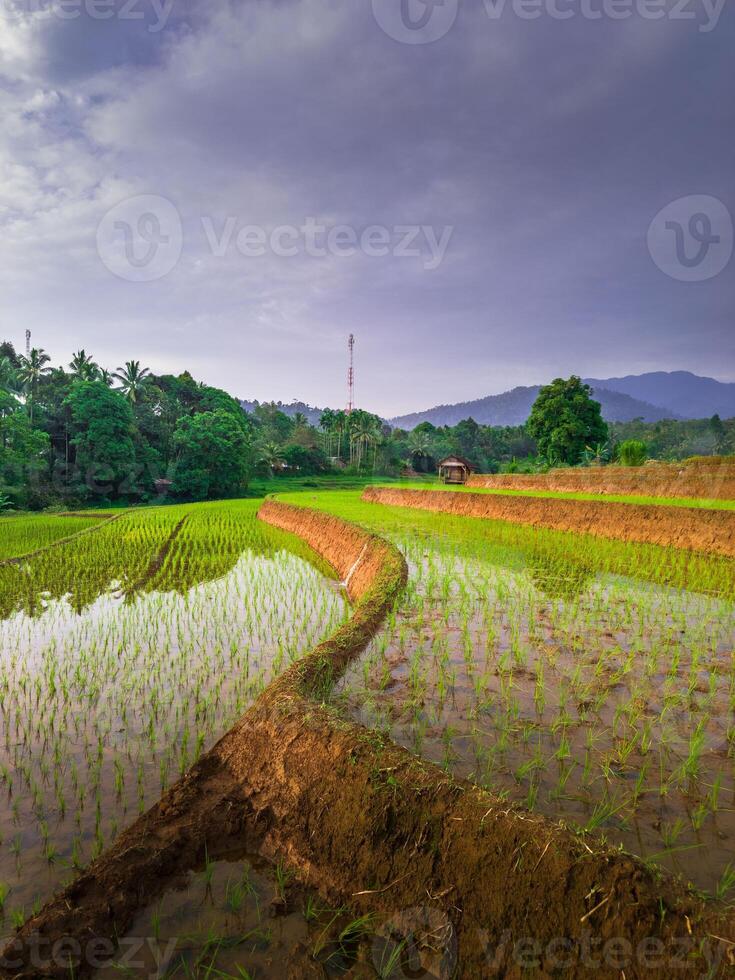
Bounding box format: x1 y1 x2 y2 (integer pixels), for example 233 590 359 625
2 500 732 978
468 458 735 500
363 486 735 557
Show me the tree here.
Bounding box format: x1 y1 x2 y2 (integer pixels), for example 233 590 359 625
527 377 608 466
69 350 99 381
709 414 726 454
283 444 328 474
173 410 250 500
17 348 51 422
64 381 136 496
0 341 20 368
114 360 151 402
256 442 286 478
617 439 647 467
1 390 51 507
0 356 20 394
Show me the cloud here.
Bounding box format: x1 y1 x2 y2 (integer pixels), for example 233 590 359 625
0 0 732 413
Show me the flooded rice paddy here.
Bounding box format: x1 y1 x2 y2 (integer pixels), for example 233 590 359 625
0 501 348 933
280 492 735 901
3 490 735 976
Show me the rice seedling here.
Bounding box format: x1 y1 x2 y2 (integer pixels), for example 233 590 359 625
288 490 735 898
0 500 348 921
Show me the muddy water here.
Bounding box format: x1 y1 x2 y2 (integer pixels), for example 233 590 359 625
334 528 735 898
0 522 347 933
94 852 386 979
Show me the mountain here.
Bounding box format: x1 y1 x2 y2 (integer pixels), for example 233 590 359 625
583 372 735 420
390 384 679 430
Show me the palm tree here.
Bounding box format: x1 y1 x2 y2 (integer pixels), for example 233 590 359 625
350 420 378 469
69 349 99 381
292 412 308 429
408 432 431 461
0 356 20 394
98 368 114 387
114 360 151 402
17 348 51 421
257 442 286 477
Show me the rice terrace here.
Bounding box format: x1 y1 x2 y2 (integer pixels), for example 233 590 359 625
0 448 733 977
1 1 734 975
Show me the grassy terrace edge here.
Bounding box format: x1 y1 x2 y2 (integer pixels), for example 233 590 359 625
362 486 735 559
392 480 735 511
1 500 732 978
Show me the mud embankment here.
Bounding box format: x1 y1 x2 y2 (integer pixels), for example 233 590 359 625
364 486 735 558
2 500 732 978
468 458 735 500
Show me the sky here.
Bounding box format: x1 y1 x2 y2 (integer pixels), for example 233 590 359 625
0 0 733 417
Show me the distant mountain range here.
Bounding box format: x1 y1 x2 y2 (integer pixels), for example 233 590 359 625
389 372 735 430
241 373 735 432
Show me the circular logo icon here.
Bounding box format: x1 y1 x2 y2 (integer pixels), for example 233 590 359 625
96 194 183 282
647 195 733 283
372 906 457 979
372 0 458 44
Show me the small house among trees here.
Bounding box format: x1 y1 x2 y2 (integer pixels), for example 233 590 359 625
438 455 475 485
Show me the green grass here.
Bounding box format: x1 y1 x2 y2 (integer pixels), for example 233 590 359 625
387 480 735 512
0 513 103 561
245 473 434 497
277 489 735 598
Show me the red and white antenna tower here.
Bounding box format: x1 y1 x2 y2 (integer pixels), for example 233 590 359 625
347 334 355 413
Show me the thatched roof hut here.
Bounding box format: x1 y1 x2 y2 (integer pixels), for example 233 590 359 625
437 455 475 485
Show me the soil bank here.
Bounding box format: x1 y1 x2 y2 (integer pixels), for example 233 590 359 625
467 458 735 500
363 486 735 557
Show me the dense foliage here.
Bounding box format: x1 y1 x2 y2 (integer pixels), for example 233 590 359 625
1 341 733 509
0 342 252 508
527 377 609 466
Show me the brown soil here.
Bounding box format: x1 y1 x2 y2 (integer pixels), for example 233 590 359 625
2 500 733 979
363 486 735 558
467 458 735 499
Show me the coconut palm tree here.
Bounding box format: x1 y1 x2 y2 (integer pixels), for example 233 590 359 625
257 442 286 477
69 349 99 381
114 360 151 402
408 431 432 462
350 420 378 469
0 356 20 394
98 368 114 387
292 412 308 429
17 348 51 421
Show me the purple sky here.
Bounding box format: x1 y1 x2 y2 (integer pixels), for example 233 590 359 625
1 0 733 416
